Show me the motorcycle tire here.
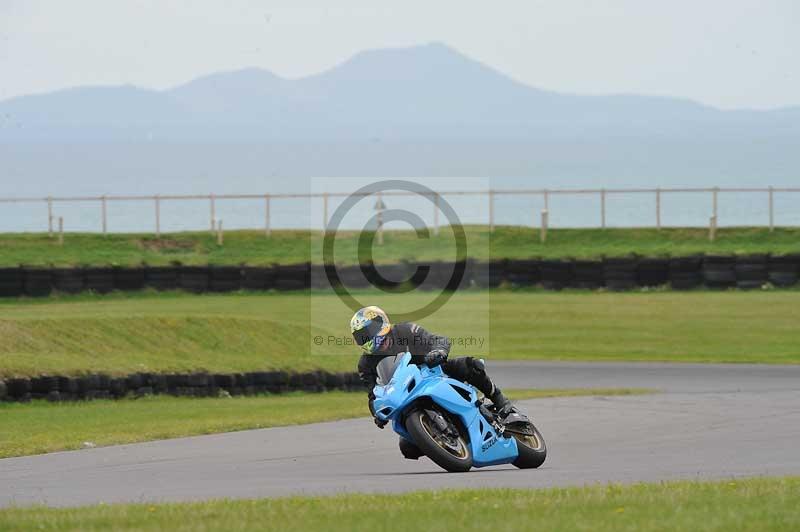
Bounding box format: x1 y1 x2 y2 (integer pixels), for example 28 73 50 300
510 423 547 469
406 408 473 472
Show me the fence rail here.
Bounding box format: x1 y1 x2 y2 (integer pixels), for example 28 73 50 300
1 186 799 235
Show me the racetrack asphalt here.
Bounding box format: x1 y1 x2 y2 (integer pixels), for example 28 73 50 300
2 361 799 508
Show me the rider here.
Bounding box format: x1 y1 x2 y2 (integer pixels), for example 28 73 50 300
352 305 513 457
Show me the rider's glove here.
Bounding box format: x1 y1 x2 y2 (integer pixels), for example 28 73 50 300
368 392 387 429
424 349 448 367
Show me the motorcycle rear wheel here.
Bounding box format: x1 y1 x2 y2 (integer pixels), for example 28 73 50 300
406 408 473 472
510 423 547 469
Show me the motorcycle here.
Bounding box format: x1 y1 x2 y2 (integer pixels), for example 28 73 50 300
372 351 547 472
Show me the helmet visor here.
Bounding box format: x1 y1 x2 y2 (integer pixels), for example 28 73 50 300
352 318 384 346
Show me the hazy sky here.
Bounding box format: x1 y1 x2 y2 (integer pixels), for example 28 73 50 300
1 0 797 109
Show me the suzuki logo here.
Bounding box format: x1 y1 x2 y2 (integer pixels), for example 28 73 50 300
481 436 497 452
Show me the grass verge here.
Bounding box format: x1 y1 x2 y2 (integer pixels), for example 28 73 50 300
1 226 799 266
0 389 648 459
1 478 797 531
1 290 799 378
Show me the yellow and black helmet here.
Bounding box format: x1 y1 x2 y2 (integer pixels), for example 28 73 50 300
350 306 391 354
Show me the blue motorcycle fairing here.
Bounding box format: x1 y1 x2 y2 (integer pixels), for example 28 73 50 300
372 352 519 468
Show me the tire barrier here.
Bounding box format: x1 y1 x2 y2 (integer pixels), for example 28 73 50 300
505 259 541 288
0 370 365 403
85 267 115 294
472 260 507 288
145 267 179 291
505 260 542 286
703 256 737 289
539 260 573 290
414 261 442 291
242 267 275 291
113 267 146 291
637 258 670 287
768 254 800 287
603 257 638 292
1 254 798 298
572 260 603 289
735 255 768 290
209 266 242 292
0 267 24 297
337 264 373 289
23 268 53 296
52 269 84 294
669 256 703 290
272 263 310 291
179 266 209 293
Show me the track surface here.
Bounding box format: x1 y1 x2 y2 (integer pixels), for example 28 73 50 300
2 361 800 508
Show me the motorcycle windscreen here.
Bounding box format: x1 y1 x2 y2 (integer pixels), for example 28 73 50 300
375 355 403 385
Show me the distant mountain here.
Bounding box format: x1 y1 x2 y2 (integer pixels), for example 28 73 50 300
2 42 798 142
1 42 798 198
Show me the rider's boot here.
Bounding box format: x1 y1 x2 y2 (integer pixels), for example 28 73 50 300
398 437 424 460
489 387 510 410
489 387 514 418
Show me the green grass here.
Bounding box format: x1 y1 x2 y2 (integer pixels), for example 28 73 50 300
2 478 798 531
1 226 799 266
0 389 646 458
1 289 799 378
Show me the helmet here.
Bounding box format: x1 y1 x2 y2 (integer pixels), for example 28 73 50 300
350 306 391 354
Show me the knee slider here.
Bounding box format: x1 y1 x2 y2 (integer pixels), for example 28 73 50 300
399 437 424 460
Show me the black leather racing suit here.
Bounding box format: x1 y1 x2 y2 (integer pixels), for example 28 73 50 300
357 322 500 409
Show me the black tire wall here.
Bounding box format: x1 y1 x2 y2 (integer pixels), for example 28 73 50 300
1 254 798 298
0 370 362 403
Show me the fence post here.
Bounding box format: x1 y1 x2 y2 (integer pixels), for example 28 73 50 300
58 217 64 246
712 187 719 222
101 195 107 235
488 189 495 233
540 210 548 243
709 215 717 242
769 186 774 232
656 188 661 230
155 195 161 238
264 194 271 237
210 194 216 232
322 192 329 232
376 191 384 245
47 196 53 237
217 219 224 246
544 189 549 211
433 193 440 236
600 188 606 229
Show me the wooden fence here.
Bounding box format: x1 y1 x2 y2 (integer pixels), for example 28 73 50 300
1 186 798 235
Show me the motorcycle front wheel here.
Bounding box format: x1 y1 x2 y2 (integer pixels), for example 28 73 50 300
510 423 547 469
406 408 473 472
